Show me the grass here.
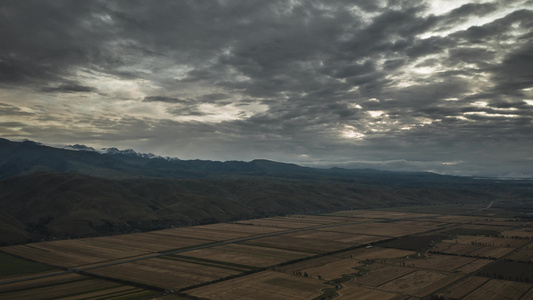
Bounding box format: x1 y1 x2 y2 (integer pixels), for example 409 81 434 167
0 251 53 278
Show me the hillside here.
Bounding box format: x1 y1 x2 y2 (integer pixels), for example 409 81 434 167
1 138 532 245
0 171 519 245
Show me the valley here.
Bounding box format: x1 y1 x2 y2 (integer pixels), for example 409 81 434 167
2 204 533 299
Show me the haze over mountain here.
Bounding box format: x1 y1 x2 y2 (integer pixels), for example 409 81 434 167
1 138 533 245
1 1 532 178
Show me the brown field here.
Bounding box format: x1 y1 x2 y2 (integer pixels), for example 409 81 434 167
89 257 241 290
0 273 156 300
2 208 533 299
429 215 486 223
337 234 389 244
443 224 514 235
194 222 291 235
467 246 515 258
391 254 480 272
284 230 387 246
504 248 533 262
151 222 292 243
276 256 342 275
316 222 431 237
337 282 406 300
234 218 325 229
353 264 415 287
501 228 533 239
152 225 276 241
463 278 532 300
388 220 447 227
454 258 493 274
434 241 483 255
241 235 352 253
522 287 533 299
1 239 150 267
284 258 361 281
470 217 533 226
435 276 490 299
338 247 415 261
185 270 327 300
93 232 211 252
379 269 464 297
436 242 514 259
442 235 529 248
178 243 311 268
0 273 80 293
285 214 358 224
330 210 436 220
150 228 240 241
284 229 358 241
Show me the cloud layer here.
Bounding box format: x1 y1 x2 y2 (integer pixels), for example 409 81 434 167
1 0 532 177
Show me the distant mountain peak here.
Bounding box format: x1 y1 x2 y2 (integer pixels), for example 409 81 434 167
21 139 42 145
102 147 163 160
64 144 96 152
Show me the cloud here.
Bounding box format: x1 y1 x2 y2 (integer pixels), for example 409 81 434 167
0 103 34 116
0 1 532 177
41 84 97 93
167 106 207 117
143 96 187 103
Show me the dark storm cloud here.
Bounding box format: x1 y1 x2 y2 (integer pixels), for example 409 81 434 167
1 0 532 177
143 96 187 104
166 106 208 117
490 42 533 94
195 93 229 102
41 84 97 93
0 1 113 86
436 2 499 31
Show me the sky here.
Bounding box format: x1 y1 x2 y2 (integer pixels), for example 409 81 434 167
1 0 532 178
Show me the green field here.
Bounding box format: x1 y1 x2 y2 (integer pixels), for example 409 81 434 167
0 252 53 278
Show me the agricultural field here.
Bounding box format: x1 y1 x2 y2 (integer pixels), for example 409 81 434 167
1 206 533 299
240 235 354 253
1 239 152 267
504 247 533 262
88 257 243 290
234 218 327 229
501 228 533 239
462 278 532 300
154 223 288 241
177 243 312 268
0 273 157 300
336 282 409 300
0 252 52 278
186 270 327 300
351 264 415 287
378 269 464 297
435 276 491 299
315 221 432 237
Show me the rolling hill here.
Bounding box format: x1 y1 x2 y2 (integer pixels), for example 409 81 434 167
1 138 532 244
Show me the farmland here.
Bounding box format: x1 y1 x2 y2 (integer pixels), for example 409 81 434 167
1 204 533 299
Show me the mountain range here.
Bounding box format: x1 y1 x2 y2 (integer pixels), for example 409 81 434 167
1 138 532 245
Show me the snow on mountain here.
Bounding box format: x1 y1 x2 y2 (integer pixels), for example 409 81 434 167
61 143 179 161
102 147 159 159
64 144 97 152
